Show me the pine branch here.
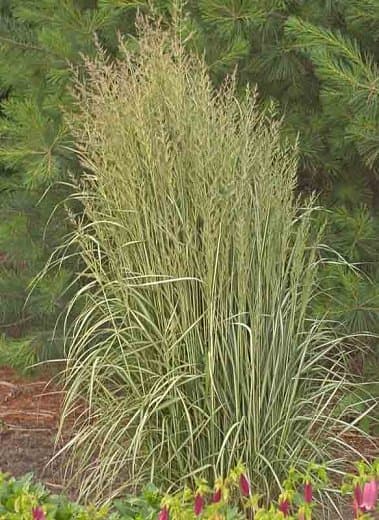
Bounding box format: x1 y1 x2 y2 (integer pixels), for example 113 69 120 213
285 16 367 64
198 0 266 36
0 35 58 56
346 0 379 40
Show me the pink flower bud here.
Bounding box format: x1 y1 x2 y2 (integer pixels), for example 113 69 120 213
212 488 222 503
353 485 363 518
194 494 205 516
360 480 378 511
278 498 290 517
158 506 169 520
304 481 313 503
239 473 250 497
353 498 360 519
354 484 363 505
32 508 46 520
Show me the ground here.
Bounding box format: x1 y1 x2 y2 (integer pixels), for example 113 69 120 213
0 366 69 494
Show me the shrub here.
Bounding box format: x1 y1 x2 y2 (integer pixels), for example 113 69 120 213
55 22 370 501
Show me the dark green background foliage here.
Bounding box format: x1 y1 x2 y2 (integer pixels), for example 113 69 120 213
0 0 378 368
0 0 138 365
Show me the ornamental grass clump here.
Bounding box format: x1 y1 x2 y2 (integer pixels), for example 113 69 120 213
56 22 368 501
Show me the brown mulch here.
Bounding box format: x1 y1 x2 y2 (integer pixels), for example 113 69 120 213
340 431 379 460
0 366 71 494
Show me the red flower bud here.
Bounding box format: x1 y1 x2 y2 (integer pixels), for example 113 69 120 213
194 494 205 516
239 473 250 497
212 488 222 503
32 508 46 520
304 482 313 503
278 498 290 517
158 506 169 520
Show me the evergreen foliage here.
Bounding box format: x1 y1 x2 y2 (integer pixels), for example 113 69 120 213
0 0 378 368
0 188 72 364
0 0 134 364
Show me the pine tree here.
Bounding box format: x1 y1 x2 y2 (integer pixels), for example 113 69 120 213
0 0 132 366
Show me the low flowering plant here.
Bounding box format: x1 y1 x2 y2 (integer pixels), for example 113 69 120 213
156 461 377 520
0 472 117 519
0 460 378 519
342 459 379 519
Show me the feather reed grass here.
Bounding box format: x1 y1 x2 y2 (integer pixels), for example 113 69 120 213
53 22 370 504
